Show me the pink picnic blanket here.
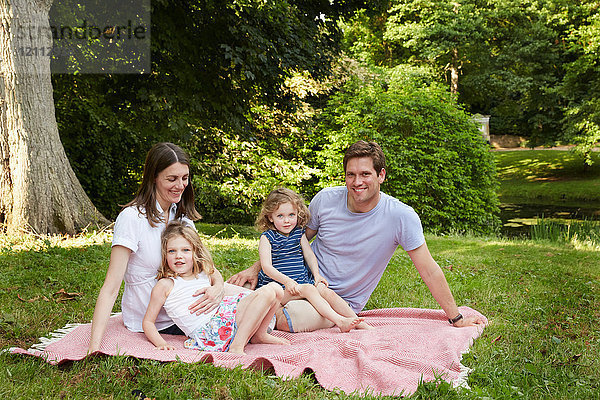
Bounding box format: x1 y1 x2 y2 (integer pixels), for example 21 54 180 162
11 307 486 396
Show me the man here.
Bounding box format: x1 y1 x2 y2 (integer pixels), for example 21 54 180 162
228 140 484 331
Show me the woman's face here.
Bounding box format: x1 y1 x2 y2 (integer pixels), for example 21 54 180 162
155 162 189 211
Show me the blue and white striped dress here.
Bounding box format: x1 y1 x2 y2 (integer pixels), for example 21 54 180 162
257 227 314 288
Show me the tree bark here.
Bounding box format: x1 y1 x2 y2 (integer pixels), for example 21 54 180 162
0 0 108 234
449 53 459 95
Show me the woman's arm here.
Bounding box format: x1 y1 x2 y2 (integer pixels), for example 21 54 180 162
88 245 131 353
258 235 299 294
300 234 327 286
188 268 225 315
142 279 176 350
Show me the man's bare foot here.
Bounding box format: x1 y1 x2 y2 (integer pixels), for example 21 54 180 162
251 333 291 345
337 317 363 333
356 321 375 330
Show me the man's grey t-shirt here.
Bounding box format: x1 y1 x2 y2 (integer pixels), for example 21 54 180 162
307 186 425 312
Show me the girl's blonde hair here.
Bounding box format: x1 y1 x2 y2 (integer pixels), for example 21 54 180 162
157 222 215 279
255 187 310 232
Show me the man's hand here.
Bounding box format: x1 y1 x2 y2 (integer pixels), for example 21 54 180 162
453 315 486 327
227 267 259 290
189 285 224 315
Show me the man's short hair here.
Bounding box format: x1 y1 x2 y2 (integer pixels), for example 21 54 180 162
343 140 386 174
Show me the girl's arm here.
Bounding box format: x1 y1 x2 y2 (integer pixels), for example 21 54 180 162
142 279 176 350
88 245 131 353
189 266 225 315
258 235 299 294
300 234 328 286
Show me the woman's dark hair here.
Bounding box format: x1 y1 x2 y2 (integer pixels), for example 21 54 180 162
126 142 200 226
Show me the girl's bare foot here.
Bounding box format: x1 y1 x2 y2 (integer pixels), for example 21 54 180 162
251 333 291 345
356 321 375 330
337 317 363 333
227 346 246 355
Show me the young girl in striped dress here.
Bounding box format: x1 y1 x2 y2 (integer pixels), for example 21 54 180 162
256 188 371 332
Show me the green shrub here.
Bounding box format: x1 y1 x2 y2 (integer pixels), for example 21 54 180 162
316 65 500 234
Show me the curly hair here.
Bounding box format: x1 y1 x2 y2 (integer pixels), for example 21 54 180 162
256 188 310 232
157 221 215 279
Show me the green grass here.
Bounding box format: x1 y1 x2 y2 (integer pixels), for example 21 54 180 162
1 225 599 399
494 150 600 204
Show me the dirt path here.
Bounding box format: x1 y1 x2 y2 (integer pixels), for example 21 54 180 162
494 145 576 151
488 134 600 151
491 145 600 152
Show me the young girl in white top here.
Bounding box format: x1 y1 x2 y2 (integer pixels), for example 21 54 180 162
256 188 372 332
143 222 289 354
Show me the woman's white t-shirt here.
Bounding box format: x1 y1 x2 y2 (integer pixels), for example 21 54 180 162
112 202 195 332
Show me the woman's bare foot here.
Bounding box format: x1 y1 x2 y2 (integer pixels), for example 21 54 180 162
336 317 363 332
251 333 291 345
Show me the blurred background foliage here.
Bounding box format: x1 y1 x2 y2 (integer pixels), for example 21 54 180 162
53 0 600 233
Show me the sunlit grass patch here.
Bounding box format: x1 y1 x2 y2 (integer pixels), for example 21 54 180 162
0 228 112 254
494 150 600 203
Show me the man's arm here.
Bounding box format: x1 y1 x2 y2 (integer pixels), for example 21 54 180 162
407 242 484 327
226 260 261 289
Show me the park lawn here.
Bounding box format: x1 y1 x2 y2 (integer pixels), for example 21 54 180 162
494 150 600 204
1 225 599 399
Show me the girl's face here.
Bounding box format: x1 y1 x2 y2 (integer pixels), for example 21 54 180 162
166 236 195 278
155 162 189 212
268 202 298 236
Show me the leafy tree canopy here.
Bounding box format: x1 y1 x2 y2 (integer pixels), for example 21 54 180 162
54 0 345 219
338 0 600 153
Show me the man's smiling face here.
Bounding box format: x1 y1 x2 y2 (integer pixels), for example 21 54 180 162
344 156 386 213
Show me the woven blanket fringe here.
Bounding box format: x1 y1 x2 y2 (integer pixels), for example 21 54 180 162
28 323 83 352
452 348 473 390
21 313 121 353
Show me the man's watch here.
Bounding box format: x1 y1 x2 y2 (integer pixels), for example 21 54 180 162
448 313 463 325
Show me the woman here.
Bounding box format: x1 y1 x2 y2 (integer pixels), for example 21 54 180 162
88 143 225 353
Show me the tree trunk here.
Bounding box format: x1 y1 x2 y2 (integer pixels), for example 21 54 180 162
0 0 108 234
449 48 459 95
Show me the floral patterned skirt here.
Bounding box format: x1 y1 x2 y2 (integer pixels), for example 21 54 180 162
184 292 248 352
